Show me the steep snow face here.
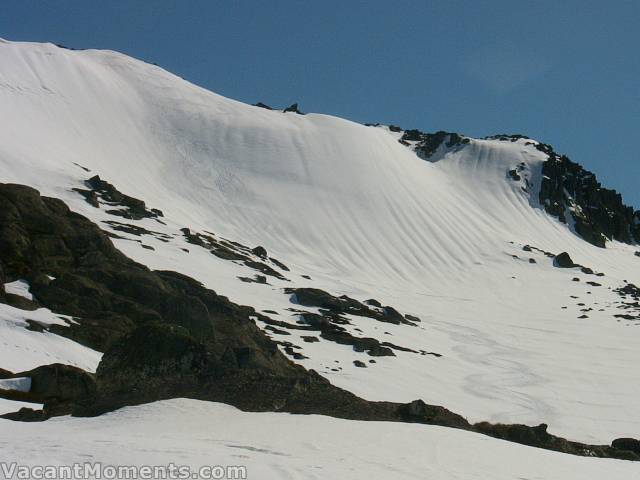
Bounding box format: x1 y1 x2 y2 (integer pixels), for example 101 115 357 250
0 40 635 286
1 39 639 445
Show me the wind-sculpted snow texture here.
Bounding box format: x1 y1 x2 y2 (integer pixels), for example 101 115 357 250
1 39 640 475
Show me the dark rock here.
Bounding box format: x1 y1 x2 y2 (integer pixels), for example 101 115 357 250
244 261 287 280
252 246 267 258
283 103 304 115
0 262 5 300
486 134 531 142
180 228 253 263
398 399 469 428
1 407 48 422
612 438 640 454
554 252 575 268
254 102 273 110
399 130 469 159
269 257 290 272
286 287 415 326
537 145 639 247
76 176 163 220
264 325 290 335
5 292 39 311
16 364 96 403
101 221 171 241
476 422 551 447
238 275 268 284
353 360 366 368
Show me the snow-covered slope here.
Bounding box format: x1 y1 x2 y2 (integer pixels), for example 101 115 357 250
1 37 639 456
3 398 639 480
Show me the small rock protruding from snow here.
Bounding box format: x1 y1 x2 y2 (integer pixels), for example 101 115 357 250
554 252 575 268
283 103 304 115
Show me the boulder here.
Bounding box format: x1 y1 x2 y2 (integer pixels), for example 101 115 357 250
16 363 96 403
251 246 268 258
612 438 640 454
283 103 304 115
554 252 575 268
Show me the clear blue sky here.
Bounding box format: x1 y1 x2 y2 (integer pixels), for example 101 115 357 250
2 1 638 207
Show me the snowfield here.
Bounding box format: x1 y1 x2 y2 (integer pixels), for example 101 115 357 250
0 38 639 476
2 398 639 480
0 302 102 372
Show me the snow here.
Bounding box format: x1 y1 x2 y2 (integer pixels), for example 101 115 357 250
0 37 639 462
0 302 102 373
4 280 33 301
0 398 41 416
1 398 637 480
0 377 31 392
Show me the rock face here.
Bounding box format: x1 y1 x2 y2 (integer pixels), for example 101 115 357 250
399 129 470 159
536 143 640 248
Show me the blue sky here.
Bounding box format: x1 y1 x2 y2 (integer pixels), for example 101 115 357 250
2 1 638 207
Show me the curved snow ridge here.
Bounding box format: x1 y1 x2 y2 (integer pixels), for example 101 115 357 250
3 398 638 479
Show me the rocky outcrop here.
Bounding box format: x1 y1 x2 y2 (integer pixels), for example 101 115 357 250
612 438 640 455
475 422 637 460
283 103 304 115
73 175 164 220
399 129 470 159
536 143 639 248
180 228 289 280
554 252 576 268
286 287 417 326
